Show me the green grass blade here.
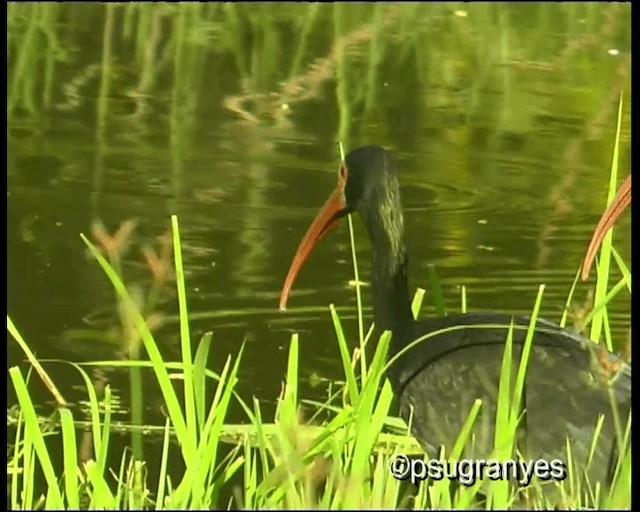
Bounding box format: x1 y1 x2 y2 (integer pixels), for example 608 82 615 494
460 284 467 314
449 399 483 460
23 431 35 508
97 384 112 479
9 367 64 507
59 407 79 509
252 398 271 483
511 284 545 422
610 246 631 292
589 93 624 350
581 277 628 328
329 304 359 406
171 215 197 451
350 331 391 483
57 360 108 474
561 269 582 328
84 385 115 507
341 142 367 377
115 451 128 507
10 409 23 509
194 332 213 429
347 212 367 376
411 287 425 319
278 333 299 426
584 415 605 470
494 319 514 448
189 346 244 506
7 315 67 406
604 412 631 508
156 417 172 509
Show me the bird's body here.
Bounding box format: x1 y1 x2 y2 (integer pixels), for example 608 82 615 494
390 313 628 482
279 145 630 491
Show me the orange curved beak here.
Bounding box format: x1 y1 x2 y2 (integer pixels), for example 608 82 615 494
279 178 348 311
580 174 631 281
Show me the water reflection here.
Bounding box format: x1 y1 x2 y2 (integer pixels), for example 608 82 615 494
7 3 631 426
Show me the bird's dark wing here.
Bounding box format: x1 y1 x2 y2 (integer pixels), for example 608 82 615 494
386 313 630 487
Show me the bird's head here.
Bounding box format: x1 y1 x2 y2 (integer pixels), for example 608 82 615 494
278 145 395 310
342 145 397 214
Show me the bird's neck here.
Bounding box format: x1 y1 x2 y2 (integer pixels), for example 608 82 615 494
362 189 414 337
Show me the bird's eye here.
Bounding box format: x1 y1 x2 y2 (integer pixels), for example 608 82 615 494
339 164 348 181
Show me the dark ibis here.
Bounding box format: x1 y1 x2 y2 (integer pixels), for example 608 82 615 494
279 146 630 489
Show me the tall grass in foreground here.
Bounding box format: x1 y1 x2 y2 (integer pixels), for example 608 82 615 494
7 219 631 508
8 114 630 509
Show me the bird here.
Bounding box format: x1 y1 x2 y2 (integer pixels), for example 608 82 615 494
580 174 631 281
278 145 630 494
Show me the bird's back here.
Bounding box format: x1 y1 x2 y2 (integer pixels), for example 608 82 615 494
385 312 630 489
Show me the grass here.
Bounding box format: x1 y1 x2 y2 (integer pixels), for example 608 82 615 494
7 222 631 507
7 117 630 509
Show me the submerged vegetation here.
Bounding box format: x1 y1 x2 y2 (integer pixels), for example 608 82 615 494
7 3 631 510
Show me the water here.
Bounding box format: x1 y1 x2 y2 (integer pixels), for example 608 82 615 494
7 0 631 486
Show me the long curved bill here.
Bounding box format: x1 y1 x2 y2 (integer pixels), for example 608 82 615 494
581 174 631 281
279 185 347 310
